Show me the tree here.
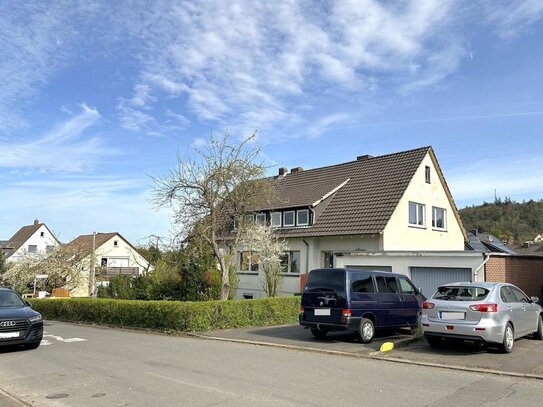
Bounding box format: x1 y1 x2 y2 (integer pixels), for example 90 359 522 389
0 251 6 276
240 223 288 297
2 245 83 294
153 132 273 300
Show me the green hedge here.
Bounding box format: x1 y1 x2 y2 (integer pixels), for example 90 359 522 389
28 296 301 332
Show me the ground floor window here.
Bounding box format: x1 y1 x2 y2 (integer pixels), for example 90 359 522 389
239 251 260 272
281 251 301 273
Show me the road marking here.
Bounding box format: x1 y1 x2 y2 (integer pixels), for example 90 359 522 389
41 333 87 346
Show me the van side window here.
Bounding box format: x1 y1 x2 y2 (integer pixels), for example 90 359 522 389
376 276 387 293
351 273 375 293
385 277 399 294
398 277 417 295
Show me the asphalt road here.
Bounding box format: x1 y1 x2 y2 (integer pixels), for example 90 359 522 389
1 321 543 406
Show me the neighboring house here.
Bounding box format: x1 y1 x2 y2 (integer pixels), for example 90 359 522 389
466 231 517 254
65 232 151 297
234 146 485 299
1 219 60 263
534 233 543 243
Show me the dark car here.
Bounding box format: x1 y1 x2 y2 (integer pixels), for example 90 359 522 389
0 288 43 349
299 268 425 343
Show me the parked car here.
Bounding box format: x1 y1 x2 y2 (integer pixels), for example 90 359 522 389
0 288 43 349
421 282 543 353
299 268 425 343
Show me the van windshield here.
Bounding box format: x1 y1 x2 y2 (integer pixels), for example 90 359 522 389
305 269 346 296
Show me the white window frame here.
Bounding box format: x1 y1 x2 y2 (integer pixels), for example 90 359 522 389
255 213 266 224
283 211 295 227
408 202 425 228
425 166 431 184
271 212 282 227
239 251 260 273
296 209 309 226
432 206 447 231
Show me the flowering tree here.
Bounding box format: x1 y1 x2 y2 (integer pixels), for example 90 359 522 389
240 223 288 297
153 132 273 300
2 246 83 294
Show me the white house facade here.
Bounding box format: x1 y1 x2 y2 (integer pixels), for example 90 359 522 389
2 219 60 263
233 147 485 299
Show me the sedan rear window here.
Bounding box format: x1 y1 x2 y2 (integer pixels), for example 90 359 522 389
433 286 489 301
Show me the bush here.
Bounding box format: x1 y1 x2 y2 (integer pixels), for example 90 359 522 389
29 296 301 332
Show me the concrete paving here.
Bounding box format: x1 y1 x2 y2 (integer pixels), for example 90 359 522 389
196 323 543 378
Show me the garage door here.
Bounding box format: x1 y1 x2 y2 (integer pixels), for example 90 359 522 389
410 267 472 298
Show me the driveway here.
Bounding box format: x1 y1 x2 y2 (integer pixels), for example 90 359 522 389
196 324 543 378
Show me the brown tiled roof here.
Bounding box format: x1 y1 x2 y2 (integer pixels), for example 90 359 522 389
2 221 59 258
65 233 118 259
260 146 431 237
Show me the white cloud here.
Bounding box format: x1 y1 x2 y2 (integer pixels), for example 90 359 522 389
0 104 108 172
482 0 543 40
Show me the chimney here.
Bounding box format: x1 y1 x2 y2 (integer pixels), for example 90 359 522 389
291 167 303 174
278 167 288 176
34 218 39 225
357 155 373 161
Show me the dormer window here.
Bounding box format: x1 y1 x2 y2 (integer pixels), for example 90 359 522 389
297 209 309 226
283 211 295 227
271 212 281 227
255 213 266 224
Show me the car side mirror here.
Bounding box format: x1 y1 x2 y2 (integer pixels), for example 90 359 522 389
530 296 539 304
25 301 32 308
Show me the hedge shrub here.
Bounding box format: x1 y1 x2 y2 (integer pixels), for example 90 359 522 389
29 296 301 333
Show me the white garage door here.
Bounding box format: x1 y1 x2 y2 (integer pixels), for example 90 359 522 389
410 267 472 298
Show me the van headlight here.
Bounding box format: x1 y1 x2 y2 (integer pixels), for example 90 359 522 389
29 314 42 323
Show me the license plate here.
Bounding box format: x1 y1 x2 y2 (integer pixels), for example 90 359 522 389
0 332 20 339
441 312 465 320
314 308 331 316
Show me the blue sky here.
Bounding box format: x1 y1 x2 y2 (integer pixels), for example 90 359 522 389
1 1 542 245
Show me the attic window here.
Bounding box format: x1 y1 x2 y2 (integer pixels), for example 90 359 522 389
40 232 45 237
425 166 431 184
297 209 309 226
255 213 266 224
114 240 119 247
283 211 295 227
409 202 425 228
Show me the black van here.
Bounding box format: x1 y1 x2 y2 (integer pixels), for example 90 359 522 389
299 268 425 343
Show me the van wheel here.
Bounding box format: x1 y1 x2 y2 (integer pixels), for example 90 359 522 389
357 318 375 344
500 323 514 353
311 328 328 338
533 315 543 340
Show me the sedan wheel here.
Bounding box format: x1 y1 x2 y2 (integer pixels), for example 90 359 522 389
534 315 543 340
358 318 375 344
500 323 514 353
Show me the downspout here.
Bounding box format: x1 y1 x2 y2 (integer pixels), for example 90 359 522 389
473 252 490 282
302 239 310 274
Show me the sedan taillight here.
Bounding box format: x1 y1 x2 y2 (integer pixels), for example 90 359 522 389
469 303 498 312
422 301 435 309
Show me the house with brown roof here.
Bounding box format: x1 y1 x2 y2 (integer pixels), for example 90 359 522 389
65 232 151 297
234 146 485 299
1 219 60 263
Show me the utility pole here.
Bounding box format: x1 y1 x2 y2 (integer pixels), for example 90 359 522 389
89 231 96 297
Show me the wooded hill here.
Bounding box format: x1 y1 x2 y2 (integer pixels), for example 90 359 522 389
458 198 543 243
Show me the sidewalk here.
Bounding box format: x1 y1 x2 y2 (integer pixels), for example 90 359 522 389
0 389 26 407
194 324 543 379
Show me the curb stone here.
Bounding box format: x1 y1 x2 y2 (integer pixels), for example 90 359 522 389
190 332 543 381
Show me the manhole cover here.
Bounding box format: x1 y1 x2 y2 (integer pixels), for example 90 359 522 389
46 393 69 399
